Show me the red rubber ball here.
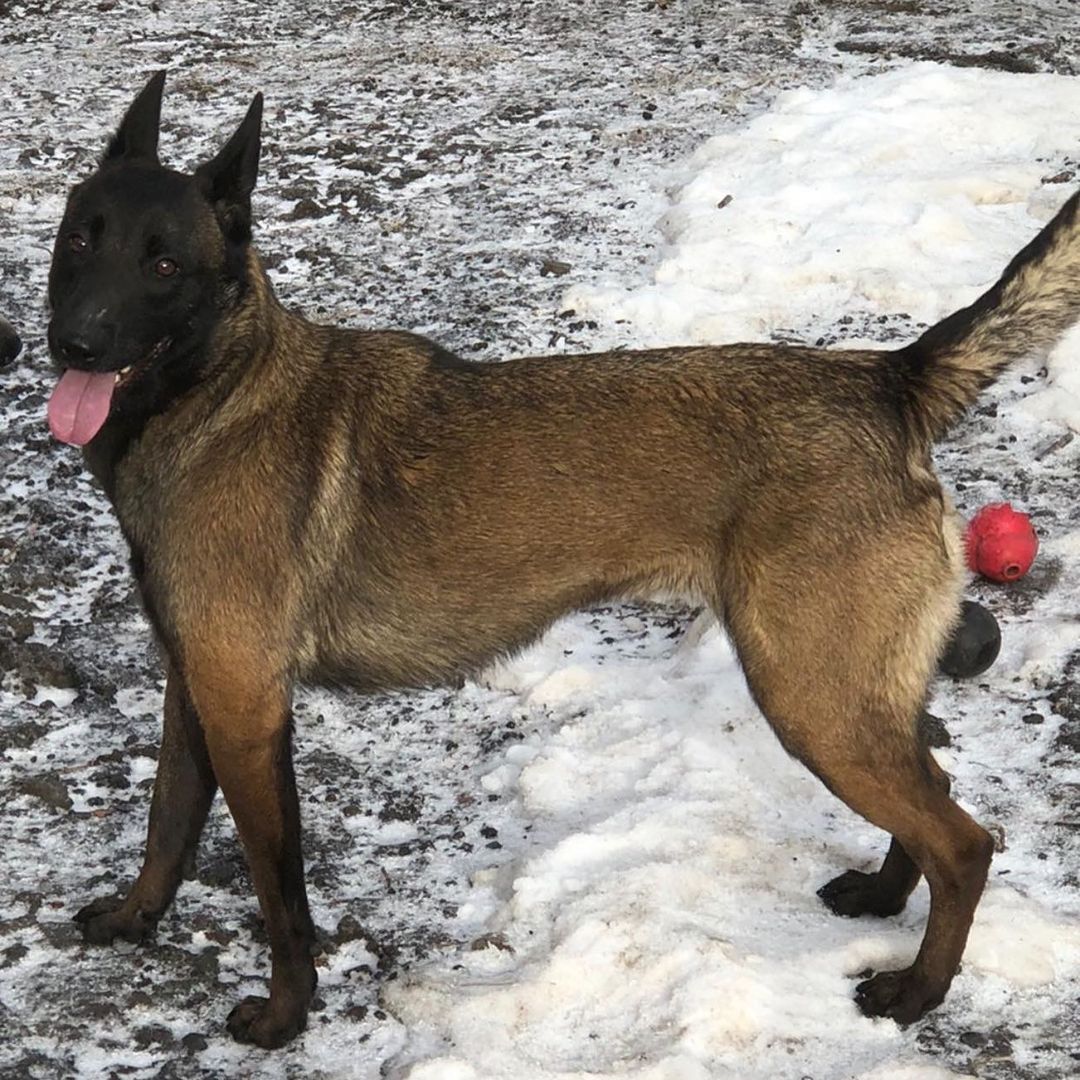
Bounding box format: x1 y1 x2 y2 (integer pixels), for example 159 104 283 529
965 503 1039 583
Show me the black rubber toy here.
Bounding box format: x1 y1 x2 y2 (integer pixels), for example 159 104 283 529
0 316 21 368
938 600 1001 679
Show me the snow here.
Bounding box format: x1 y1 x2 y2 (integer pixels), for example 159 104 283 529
2 11 1079 1080
1024 322 1080 431
386 614 1080 1080
566 63 1080 357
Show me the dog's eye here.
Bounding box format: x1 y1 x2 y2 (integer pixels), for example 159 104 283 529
154 257 179 278
67 232 88 253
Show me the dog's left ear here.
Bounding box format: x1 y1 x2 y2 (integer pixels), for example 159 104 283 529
104 70 167 163
195 93 263 243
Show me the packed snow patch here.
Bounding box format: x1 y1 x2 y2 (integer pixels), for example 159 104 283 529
566 62 1080 361
965 887 1080 987
1023 321 1080 431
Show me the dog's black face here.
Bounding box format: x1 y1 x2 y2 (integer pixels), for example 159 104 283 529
47 165 226 442
47 72 263 446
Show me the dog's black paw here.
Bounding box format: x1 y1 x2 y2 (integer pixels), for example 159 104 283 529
818 869 907 918
226 995 308 1048
73 894 158 945
855 967 944 1025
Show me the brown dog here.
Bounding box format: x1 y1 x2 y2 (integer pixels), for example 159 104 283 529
45 72 1080 1047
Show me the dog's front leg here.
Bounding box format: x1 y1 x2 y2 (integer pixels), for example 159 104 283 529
186 657 316 1049
75 664 216 943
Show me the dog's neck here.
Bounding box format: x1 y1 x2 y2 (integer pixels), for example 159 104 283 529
197 248 293 415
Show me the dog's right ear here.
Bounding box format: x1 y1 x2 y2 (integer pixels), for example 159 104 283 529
194 93 263 244
104 70 166 163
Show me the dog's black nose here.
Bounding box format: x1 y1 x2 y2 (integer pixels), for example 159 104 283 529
57 335 101 366
49 321 113 369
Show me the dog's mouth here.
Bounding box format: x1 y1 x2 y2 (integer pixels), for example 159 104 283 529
47 339 169 447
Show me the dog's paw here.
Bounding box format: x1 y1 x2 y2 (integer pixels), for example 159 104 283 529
855 967 944 1026
226 995 307 1048
73 895 157 945
818 869 907 918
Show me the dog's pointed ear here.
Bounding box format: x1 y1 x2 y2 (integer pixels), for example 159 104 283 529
104 70 166 163
195 93 263 242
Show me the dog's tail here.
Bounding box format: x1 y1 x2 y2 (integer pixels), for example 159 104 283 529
901 186 1080 440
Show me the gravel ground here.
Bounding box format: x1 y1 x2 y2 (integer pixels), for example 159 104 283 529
1 2 1078 1078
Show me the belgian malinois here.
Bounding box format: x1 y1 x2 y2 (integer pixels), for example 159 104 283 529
45 72 1080 1048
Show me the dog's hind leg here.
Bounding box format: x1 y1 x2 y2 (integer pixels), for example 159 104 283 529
720 532 992 1023
75 664 217 943
185 645 316 1050
836 750 990 1024
817 835 920 918
817 751 952 918
746 686 989 1023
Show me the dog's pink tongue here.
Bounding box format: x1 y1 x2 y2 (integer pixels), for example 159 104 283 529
47 369 116 446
